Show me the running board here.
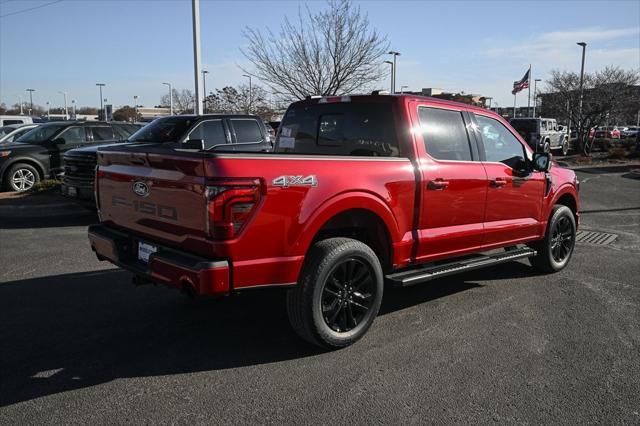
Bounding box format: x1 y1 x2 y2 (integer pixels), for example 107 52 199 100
386 248 536 287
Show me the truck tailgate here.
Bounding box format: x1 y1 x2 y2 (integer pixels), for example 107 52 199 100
96 146 209 250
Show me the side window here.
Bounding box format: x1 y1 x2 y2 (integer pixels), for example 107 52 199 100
3 120 23 126
188 119 227 149
418 107 473 161
58 126 86 144
230 119 263 144
91 126 115 142
475 115 526 166
318 114 344 146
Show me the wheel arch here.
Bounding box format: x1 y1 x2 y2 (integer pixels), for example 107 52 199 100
2 158 46 182
553 190 578 224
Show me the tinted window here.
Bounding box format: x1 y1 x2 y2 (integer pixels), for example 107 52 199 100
510 119 538 134
129 116 194 143
418 107 472 161
3 120 23 126
188 119 227 149
476 115 525 166
112 124 131 139
276 102 399 157
58 126 86 144
231 119 263 144
15 124 66 143
91 126 115 141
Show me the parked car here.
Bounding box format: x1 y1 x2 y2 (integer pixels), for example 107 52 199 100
620 126 639 139
88 93 579 348
0 121 135 192
62 115 271 206
0 123 39 144
0 115 33 127
509 117 570 155
593 126 621 139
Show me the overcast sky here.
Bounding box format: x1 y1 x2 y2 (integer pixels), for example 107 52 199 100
1 0 638 110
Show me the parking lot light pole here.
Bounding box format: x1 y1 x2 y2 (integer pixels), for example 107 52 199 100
577 42 587 146
46 101 50 119
532 79 541 117
388 51 400 93
202 70 209 113
71 99 76 118
384 61 393 93
96 83 105 120
26 88 35 114
17 95 23 115
133 95 139 122
192 0 203 116
243 74 252 113
162 82 173 115
58 91 68 119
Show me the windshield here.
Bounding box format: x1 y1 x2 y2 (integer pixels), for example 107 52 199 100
15 124 66 143
0 126 13 137
510 119 538 134
129 116 195 143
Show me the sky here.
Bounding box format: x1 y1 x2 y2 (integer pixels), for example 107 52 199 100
0 0 639 110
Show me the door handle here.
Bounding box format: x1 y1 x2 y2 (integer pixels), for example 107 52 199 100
490 177 508 188
427 178 449 190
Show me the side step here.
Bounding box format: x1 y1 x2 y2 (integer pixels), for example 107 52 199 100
386 247 536 287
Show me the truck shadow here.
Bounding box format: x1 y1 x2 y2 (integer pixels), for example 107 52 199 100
0 261 537 407
0 211 98 230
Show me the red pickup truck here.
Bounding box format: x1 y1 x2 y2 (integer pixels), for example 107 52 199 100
89 94 580 348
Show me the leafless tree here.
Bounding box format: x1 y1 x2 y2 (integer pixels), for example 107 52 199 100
242 0 389 101
541 66 639 155
160 88 195 114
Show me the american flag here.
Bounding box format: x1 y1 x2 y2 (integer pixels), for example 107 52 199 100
512 69 530 95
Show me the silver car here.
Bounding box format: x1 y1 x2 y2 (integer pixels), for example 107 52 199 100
0 123 39 144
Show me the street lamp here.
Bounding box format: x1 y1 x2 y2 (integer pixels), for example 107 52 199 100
104 98 109 122
58 91 68 119
532 79 541 117
400 85 408 94
384 61 393 93
133 95 139 122
388 51 400 93
577 42 587 147
243 74 252 113
96 83 106 120
26 88 35 114
17 95 23 115
202 70 209 113
162 82 173 115
46 101 50 119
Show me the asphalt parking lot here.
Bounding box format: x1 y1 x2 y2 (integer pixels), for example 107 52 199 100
1 166 639 424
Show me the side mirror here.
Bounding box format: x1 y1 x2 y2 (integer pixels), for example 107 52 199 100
182 139 204 150
532 152 551 172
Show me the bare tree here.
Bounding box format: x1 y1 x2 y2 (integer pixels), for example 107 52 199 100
541 66 639 155
242 0 389 101
112 106 138 122
161 88 195 114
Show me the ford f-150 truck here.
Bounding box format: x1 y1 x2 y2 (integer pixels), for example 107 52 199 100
88 94 580 348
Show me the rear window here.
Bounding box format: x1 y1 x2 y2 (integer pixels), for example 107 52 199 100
276 102 399 157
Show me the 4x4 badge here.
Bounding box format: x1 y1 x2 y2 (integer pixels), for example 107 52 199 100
273 175 317 188
132 181 150 197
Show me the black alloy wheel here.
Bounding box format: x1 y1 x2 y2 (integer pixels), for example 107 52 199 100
320 258 376 333
550 215 574 263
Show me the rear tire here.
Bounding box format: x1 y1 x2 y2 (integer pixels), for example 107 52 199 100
530 205 576 273
4 163 40 192
286 238 383 349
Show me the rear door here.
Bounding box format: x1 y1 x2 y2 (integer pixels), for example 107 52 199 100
228 118 271 152
472 112 545 247
412 103 488 262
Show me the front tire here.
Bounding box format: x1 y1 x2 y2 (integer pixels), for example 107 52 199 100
5 163 40 192
530 205 576 273
286 238 384 349
561 138 569 156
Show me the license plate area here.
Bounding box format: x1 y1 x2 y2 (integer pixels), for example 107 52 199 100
137 242 158 263
67 186 77 197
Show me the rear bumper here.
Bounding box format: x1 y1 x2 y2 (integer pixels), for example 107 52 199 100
88 224 230 296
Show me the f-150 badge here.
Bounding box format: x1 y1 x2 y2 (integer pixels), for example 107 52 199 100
272 175 318 188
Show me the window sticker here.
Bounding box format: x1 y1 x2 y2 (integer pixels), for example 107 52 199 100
282 127 292 137
279 136 295 149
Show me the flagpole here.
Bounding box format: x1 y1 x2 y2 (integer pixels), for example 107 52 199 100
527 64 532 117
513 92 517 118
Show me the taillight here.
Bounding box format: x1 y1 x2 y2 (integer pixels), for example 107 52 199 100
206 179 262 240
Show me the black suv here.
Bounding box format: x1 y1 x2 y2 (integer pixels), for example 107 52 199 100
0 121 138 192
62 114 272 207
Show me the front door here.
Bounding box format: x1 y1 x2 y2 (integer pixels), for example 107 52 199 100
472 113 546 247
413 104 488 262
49 125 89 176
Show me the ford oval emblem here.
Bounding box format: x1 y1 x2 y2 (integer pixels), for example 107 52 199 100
132 181 150 197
